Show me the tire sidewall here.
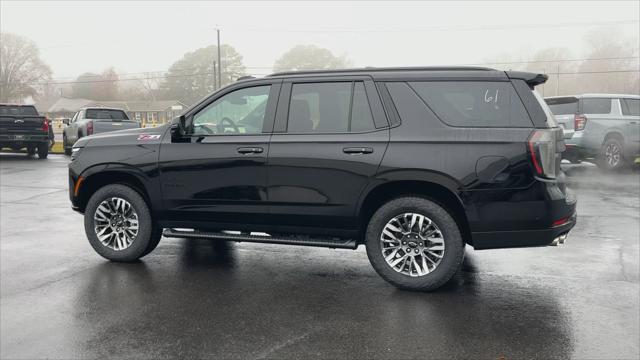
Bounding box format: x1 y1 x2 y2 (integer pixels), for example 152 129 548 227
84 184 152 262
365 197 464 291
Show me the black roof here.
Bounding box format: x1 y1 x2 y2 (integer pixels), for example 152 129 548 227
264 67 547 86
268 66 494 77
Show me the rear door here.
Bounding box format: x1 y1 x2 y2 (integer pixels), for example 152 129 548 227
267 77 389 233
579 97 620 150
620 98 640 152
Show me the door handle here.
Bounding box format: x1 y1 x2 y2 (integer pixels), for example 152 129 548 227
237 147 263 154
629 121 638 125
343 147 373 154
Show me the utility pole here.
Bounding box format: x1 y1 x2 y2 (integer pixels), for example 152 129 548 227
216 28 222 89
213 61 217 91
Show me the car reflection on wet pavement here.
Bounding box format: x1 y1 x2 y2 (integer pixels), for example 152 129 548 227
1 154 638 359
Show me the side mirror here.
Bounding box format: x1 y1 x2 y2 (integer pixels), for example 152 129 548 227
171 115 187 140
62 118 70 125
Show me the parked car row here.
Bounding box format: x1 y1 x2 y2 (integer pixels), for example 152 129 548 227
545 94 640 171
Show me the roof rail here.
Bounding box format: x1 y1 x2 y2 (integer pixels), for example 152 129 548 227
268 66 495 77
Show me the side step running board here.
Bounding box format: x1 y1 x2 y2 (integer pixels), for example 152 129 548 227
163 228 358 250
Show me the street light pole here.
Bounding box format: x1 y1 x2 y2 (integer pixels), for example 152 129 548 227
217 28 222 89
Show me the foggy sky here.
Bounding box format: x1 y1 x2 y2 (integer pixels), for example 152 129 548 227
1 0 638 80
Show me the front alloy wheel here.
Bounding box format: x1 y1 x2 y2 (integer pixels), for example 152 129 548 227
94 197 139 251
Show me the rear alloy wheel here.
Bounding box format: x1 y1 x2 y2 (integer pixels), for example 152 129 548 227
598 138 626 171
84 184 154 262
366 197 464 291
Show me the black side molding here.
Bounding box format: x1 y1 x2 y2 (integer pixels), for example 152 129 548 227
506 71 549 88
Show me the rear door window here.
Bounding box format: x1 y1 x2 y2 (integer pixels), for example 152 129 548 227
621 98 640 116
287 81 375 133
409 81 532 127
581 98 612 114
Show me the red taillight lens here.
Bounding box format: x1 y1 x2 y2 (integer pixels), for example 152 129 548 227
87 120 94 135
42 118 49 133
528 129 557 179
574 114 587 131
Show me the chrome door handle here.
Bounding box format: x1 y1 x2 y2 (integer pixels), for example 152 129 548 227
237 147 263 154
343 147 373 154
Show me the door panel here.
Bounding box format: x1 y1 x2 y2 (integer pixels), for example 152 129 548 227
159 135 270 225
267 131 388 230
266 79 390 231
157 81 280 228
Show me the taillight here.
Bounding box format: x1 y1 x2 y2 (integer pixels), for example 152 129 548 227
528 129 557 179
42 118 49 133
87 120 94 135
574 114 587 131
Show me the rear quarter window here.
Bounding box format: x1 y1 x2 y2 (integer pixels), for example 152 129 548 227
621 98 639 116
409 81 532 127
581 98 612 114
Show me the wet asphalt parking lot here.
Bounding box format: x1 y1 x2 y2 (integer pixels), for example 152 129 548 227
1 153 638 359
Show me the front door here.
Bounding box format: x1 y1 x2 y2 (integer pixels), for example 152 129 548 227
158 82 280 228
267 79 389 233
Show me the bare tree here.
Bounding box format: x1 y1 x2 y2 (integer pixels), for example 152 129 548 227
0 32 52 103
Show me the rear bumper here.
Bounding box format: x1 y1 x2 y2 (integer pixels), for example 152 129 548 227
0 133 49 145
471 211 576 249
465 180 578 250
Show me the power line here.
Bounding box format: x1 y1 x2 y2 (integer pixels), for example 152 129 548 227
30 56 640 83
5 68 639 87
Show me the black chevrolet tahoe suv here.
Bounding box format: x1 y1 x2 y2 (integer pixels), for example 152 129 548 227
68 67 576 291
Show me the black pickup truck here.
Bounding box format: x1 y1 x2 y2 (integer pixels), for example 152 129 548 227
0 104 50 158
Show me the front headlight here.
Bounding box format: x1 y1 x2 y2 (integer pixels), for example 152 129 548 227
70 147 83 161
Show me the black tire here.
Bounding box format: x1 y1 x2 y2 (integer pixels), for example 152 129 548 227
63 135 72 156
84 184 153 262
26 146 36 156
365 197 464 292
141 225 163 257
597 138 627 171
37 143 48 159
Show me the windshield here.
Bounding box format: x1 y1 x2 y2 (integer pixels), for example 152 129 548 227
85 109 129 120
545 97 579 115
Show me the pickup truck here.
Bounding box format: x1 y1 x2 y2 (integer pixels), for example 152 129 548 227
0 104 50 159
62 107 141 155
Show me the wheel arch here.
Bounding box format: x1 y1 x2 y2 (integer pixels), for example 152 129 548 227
357 176 471 246
603 131 625 145
76 165 152 213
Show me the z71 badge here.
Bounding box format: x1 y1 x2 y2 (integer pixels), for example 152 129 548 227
137 134 161 141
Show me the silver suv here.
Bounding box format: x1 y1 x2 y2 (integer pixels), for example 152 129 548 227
545 94 640 170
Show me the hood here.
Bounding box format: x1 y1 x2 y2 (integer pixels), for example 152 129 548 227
75 124 169 148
